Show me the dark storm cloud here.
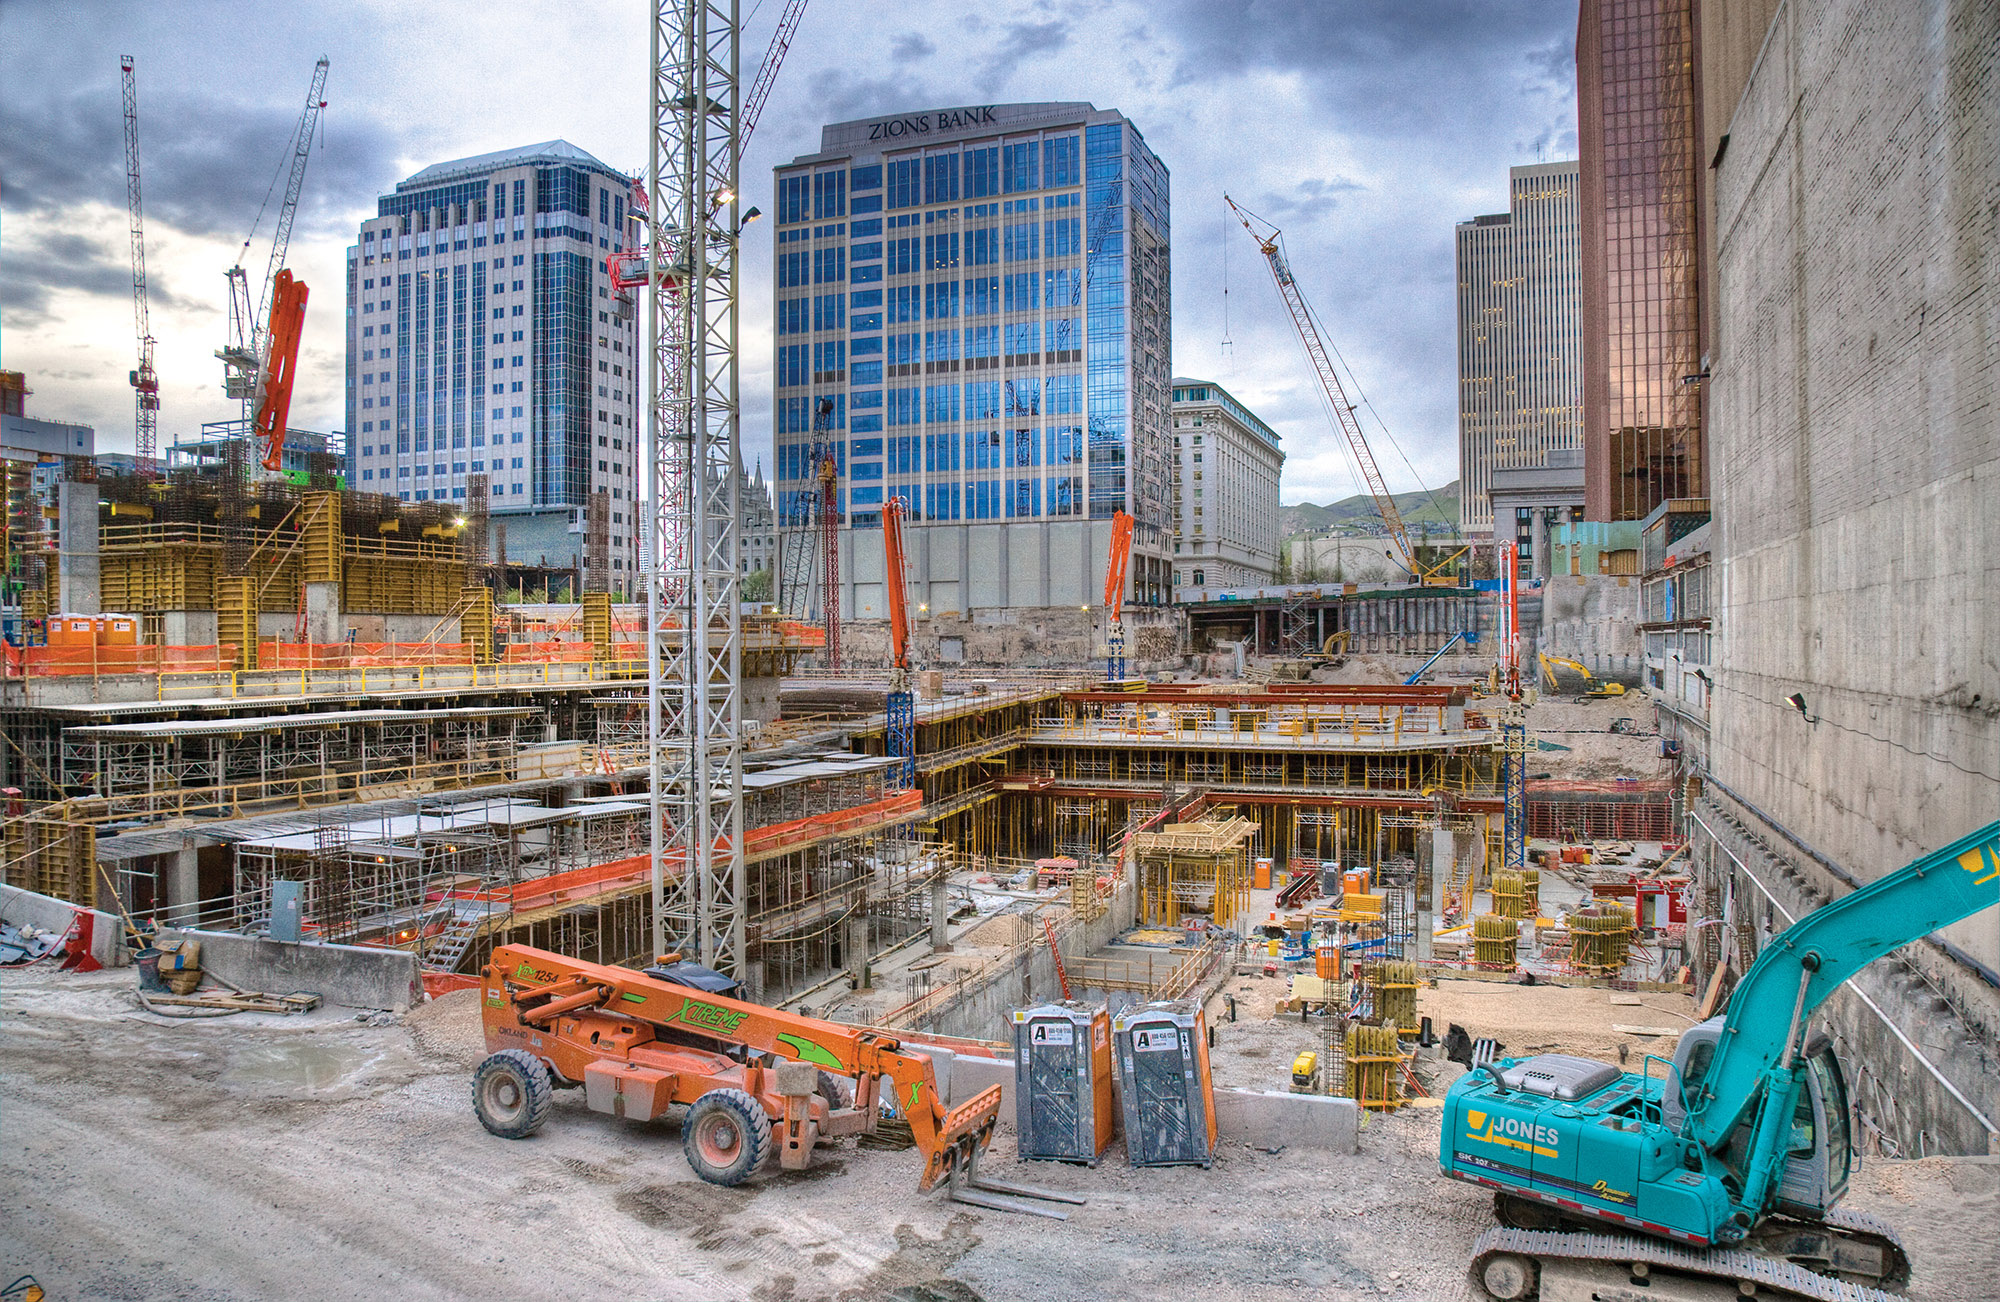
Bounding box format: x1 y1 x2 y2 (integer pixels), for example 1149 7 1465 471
0 226 188 323
0 78 402 243
977 17 1072 95
890 32 937 60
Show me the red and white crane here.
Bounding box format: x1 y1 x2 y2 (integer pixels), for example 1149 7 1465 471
119 56 159 478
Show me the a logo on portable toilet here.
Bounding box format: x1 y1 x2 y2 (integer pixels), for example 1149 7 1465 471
1132 1026 1178 1053
1029 1021 1074 1046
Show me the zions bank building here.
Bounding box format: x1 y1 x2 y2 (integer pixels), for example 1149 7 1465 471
771 103 1171 620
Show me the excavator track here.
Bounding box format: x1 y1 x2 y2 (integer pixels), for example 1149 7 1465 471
1822 1206 1912 1287
1469 1226 1902 1302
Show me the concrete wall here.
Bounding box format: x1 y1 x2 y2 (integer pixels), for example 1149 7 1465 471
57 480 99 615
915 884 1140 1043
1537 574 1640 678
836 606 1183 673
157 926 423 1011
1708 0 1998 968
1696 0 2000 1153
0 885 127 968
831 518 1170 620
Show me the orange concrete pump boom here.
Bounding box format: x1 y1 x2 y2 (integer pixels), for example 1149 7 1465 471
1103 508 1133 613
255 269 308 473
883 494 912 670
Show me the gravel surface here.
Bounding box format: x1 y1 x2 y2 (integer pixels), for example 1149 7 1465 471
2 965 1987 1301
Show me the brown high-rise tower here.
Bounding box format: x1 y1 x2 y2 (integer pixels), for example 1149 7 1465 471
1576 0 1708 521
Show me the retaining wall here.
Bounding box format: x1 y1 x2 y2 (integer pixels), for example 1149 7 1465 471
157 926 423 1011
0 885 127 968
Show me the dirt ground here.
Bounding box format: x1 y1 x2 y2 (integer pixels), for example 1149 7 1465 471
3 965 1990 1302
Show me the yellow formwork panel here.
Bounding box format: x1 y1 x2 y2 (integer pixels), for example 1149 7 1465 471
461 585 496 663
581 590 613 661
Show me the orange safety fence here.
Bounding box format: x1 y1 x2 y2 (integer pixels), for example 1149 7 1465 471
6 643 241 677
501 640 596 664
777 620 827 648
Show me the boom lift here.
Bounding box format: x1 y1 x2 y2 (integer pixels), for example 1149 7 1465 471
1444 819 2000 1301
1227 196 1466 587
1101 508 1134 681
882 494 915 785
472 944 1079 1214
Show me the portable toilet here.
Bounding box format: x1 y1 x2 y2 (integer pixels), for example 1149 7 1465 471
1012 1002 1115 1165
1113 1000 1217 1167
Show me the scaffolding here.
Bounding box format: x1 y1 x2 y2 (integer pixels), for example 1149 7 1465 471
1130 816 1255 929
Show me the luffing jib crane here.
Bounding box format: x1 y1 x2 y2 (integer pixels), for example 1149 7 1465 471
882 494 915 785
1446 819 2000 1301
119 56 159 479
1226 195 1463 586
221 56 328 472
1102 508 1134 681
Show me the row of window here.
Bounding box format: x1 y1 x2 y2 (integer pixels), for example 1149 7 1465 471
774 271 1085 334
776 136 1083 223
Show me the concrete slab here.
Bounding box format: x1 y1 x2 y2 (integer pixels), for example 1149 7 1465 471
1211 1087 1361 1154
157 927 422 1011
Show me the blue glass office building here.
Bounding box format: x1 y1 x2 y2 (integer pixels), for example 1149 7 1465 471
773 103 1171 618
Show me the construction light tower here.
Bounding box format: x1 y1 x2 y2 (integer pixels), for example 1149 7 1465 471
646 0 748 978
119 56 159 478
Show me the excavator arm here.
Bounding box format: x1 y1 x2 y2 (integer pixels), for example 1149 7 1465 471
1689 820 2000 1214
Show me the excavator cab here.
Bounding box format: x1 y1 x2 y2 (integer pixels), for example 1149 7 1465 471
1666 1016 1853 1219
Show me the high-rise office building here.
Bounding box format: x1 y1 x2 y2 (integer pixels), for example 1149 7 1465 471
1577 0 1707 522
345 141 641 585
1455 160 1583 538
772 103 1172 620
1168 378 1283 594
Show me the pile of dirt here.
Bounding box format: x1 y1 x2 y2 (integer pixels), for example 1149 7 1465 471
403 986 486 1069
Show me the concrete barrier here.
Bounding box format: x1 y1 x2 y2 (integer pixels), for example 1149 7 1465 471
157 927 422 1011
1211 1087 1360 1154
0 885 127 968
946 1051 1017 1116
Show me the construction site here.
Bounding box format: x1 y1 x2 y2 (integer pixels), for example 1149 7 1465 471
4 3 1997 1302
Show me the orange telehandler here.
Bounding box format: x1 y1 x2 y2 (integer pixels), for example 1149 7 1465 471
471 944 1081 1216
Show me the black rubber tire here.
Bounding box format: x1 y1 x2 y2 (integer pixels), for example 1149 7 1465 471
682 1087 772 1187
472 1049 553 1139
816 1069 853 1109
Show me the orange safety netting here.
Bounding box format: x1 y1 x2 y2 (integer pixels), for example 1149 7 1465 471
501 641 596 664
6 644 241 677
258 642 476 669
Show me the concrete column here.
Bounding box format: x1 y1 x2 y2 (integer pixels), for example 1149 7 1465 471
848 917 872 991
1531 508 1551 582
930 875 952 953
302 581 342 645
58 480 100 615
168 840 200 926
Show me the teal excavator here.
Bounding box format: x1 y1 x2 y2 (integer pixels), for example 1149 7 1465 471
1442 819 2000 1301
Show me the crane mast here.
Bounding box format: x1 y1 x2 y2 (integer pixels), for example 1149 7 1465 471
1225 196 1422 578
119 56 159 479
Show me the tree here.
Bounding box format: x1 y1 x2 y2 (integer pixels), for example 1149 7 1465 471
1275 538 1294 583
742 566 773 603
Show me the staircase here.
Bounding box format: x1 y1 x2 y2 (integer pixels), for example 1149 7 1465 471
423 901 497 974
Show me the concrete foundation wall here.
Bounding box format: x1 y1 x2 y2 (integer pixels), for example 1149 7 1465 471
1708 0 1999 971
0 885 128 968
915 884 1140 1042
57 480 99 615
1537 574 1640 678
836 607 1183 673
157 926 423 1011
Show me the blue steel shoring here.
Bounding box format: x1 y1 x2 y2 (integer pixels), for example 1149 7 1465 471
887 691 915 789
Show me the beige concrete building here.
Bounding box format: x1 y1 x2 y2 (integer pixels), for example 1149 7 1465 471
1455 160 1583 536
1168 378 1283 596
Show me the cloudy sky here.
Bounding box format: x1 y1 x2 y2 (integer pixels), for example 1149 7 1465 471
0 0 1577 506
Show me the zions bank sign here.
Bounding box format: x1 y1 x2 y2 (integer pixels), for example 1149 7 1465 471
865 106 999 141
